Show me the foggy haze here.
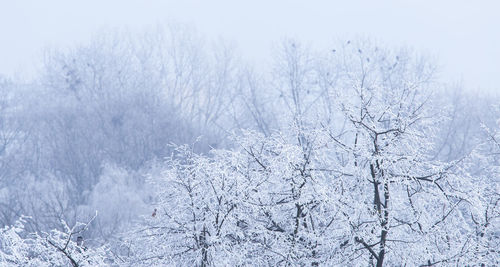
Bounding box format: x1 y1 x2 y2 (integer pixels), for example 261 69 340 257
0 1 499 266
1 0 499 91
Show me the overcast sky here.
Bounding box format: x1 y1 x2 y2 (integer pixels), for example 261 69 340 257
1 0 498 91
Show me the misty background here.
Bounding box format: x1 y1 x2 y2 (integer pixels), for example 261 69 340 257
1 0 499 91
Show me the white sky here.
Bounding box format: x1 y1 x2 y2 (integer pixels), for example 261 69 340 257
1 0 499 91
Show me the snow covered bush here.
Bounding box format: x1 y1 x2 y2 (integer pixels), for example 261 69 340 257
0 216 110 266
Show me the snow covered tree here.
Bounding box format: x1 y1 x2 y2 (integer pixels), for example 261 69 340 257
125 41 499 266
125 144 252 266
316 41 473 266
2 34 498 266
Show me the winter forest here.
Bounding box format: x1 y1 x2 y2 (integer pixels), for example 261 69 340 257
0 8 499 267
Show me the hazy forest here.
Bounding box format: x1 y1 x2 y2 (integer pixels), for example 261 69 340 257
0 24 499 266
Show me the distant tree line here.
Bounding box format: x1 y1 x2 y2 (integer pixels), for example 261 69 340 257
0 26 498 266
